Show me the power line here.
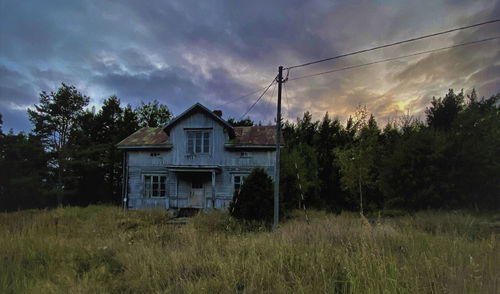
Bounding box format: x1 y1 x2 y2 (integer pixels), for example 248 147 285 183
264 79 278 122
289 36 500 81
286 19 500 70
213 85 270 109
239 76 277 120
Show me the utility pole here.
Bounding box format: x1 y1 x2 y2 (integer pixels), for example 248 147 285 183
274 66 283 232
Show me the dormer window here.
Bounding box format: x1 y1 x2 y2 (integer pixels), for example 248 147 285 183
187 130 210 154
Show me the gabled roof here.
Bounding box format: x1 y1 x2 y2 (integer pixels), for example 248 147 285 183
116 125 284 150
116 127 171 149
163 103 235 138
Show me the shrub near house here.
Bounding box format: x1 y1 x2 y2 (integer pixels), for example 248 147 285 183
229 167 275 222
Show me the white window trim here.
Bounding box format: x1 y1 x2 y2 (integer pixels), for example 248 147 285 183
232 174 248 193
143 174 167 198
186 129 212 154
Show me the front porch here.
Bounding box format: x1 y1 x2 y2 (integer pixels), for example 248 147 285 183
126 165 234 210
167 166 220 209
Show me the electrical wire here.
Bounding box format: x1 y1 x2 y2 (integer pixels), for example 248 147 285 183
289 36 500 81
268 79 278 123
286 19 500 70
213 85 270 109
239 77 277 120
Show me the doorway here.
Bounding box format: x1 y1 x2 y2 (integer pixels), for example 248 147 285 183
190 179 204 208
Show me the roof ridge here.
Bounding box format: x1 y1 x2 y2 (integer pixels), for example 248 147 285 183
163 102 235 137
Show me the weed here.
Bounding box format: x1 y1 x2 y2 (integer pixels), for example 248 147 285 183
0 207 498 293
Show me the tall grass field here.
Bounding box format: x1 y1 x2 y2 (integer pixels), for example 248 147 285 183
1 206 498 293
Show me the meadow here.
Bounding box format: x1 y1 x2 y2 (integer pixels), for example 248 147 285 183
0 206 498 293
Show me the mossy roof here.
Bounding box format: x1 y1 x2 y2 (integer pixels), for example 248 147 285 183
117 125 284 148
116 127 170 147
229 126 285 146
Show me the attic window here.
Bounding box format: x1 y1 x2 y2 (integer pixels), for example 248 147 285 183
187 130 210 154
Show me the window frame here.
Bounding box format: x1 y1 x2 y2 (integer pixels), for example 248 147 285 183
143 174 167 198
186 129 211 154
233 174 248 193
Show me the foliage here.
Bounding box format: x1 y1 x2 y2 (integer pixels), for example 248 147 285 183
426 89 465 130
229 167 274 222
0 131 52 211
0 206 498 293
282 89 499 212
2 84 175 210
335 115 382 212
1 86 499 213
279 149 303 213
227 116 254 127
27 83 90 205
68 96 140 204
135 99 172 128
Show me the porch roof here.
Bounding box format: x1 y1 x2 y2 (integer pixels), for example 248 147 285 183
166 165 221 173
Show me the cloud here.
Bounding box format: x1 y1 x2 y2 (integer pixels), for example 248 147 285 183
1 0 499 132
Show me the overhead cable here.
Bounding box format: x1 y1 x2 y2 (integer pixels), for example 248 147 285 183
286 19 500 70
213 86 269 109
289 36 500 81
239 77 277 120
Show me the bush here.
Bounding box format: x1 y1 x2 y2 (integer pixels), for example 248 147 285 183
229 167 274 222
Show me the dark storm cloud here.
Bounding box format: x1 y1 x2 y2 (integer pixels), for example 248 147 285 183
0 66 38 132
0 66 37 107
1 0 499 132
96 67 198 108
123 0 335 65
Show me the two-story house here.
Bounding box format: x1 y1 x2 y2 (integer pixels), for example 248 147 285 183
117 103 283 210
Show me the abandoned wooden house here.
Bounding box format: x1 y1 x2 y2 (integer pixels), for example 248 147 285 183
117 103 284 210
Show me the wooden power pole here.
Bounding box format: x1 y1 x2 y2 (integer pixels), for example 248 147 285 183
274 66 283 232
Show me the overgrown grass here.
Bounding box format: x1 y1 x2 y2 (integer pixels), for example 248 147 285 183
0 206 498 293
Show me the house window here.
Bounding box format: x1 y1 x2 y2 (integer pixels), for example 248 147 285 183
144 175 167 198
240 152 251 158
233 175 248 192
187 131 210 154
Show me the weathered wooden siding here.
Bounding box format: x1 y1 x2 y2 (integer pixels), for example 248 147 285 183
168 112 276 167
126 110 277 210
169 112 227 166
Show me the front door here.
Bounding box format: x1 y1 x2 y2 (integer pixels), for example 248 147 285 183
190 180 204 208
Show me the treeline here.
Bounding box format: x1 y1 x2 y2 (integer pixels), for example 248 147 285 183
1 84 498 212
0 83 171 211
280 89 500 213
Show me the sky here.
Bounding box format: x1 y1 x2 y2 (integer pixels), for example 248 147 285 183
1 0 499 132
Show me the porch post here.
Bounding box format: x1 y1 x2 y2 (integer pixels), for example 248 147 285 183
211 170 216 209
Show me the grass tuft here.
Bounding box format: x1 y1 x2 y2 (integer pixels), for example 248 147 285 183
1 206 498 293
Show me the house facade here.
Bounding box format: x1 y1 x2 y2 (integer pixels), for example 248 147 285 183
117 103 283 210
